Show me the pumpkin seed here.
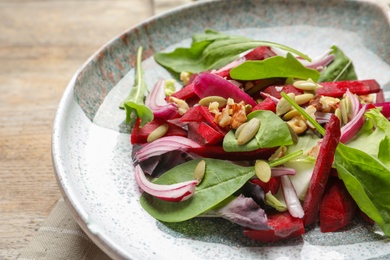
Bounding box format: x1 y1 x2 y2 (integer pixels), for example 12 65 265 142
198 96 227 107
276 93 295 116
237 118 260 145
194 160 206 185
147 124 169 143
255 160 271 183
282 109 300 121
234 122 248 139
295 93 314 105
293 79 322 91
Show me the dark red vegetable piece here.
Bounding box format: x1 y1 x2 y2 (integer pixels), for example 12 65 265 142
131 118 187 144
252 97 276 113
198 122 224 145
250 177 281 194
189 146 277 161
170 83 197 100
180 106 227 135
262 85 303 99
319 179 357 233
302 114 341 227
186 122 206 145
244 46 276 61
244 211 305 243
375 89 386 103
317 79 380 98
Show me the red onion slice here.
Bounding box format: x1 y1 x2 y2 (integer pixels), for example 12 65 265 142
193 72 257 107
271 167 296 177
136 136 201 162
281 175 304 218
340 104 367 143
134 165 198 202
145 79 178 119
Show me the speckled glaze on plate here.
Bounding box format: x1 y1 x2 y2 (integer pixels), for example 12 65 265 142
52 0 390 259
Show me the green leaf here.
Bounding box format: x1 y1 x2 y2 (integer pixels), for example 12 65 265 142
223 110 293 152
230 53 320 81
139 158 256 222
123 101 154 127
119 46 153 127
347 109 390 160
335 143 390 235
378 136 390 168
154 30 311 77
286 133 320 156
318 45 358 82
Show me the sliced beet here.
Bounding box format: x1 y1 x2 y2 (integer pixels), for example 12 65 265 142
180 105 227 135
250 177 281 195
262 85 303 99
302 114 341 227
320 179 357 232
170 82 197 100
244 46 276 61
317 79 380 98
131 118 187 144
198 122 224 145
252 96 276 113
244 211 305 243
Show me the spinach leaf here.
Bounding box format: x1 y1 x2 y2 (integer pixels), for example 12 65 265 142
223 110 293 152
154 30 311 77
318 46 357 82
139 158 256 222
229 53 320 81
335 143 390 236
120 47 153 127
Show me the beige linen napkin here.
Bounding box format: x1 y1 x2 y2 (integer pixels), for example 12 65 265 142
18 198 111 260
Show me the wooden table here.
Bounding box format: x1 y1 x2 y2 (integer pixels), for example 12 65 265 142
0 1 192 258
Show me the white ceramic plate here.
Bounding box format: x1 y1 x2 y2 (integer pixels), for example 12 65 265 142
52 0 390 259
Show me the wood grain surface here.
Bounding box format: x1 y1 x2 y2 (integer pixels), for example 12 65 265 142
0 1 191 259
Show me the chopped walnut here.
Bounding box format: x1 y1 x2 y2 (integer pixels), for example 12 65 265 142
319 96 340 113
212 98 248 129
309 95 340 113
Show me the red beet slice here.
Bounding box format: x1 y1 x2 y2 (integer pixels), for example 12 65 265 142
302 114 341 227
131 118 187 144
317 79 380 98
244 211 305 243
320 179 357 232
252 96 276 113
250 177 281 195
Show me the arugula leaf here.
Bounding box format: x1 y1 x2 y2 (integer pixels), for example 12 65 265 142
229 53 320 81
120 47 153 127
154 30 311 77
318 45 358 82
140 158 256 222
335 143 390 236
223 110 293 152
